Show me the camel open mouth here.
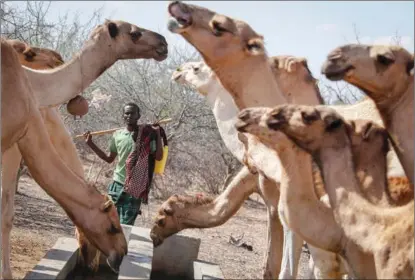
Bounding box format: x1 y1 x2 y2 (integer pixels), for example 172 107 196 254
322 64 355 81
167 1 193 32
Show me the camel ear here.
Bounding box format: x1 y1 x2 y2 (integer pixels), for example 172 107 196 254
106 20 119 38
246 38 265 56
301 109 320 125
23 48 36 60
163 205 174 216
324 115 343 132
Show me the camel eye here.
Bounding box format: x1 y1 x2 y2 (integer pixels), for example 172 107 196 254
130 31 142 42
108 224 121 235
376 54 394 66
212 21 228 37
157 218 165 227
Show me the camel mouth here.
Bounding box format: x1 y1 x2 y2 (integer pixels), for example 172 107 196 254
171 72 182 82
106 251 124 274
154 47 168 61
322 63 355 81
167 1 193 32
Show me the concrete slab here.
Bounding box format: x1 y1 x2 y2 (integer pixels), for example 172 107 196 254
193 260 224 280
152 232 201 277
25 226 222 280
23 237 79 280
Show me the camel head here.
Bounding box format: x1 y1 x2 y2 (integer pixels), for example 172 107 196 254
79 193 128 274
7 39 64 70
167 1 265 64
269 55 317 88
89 19 168 61
235 104 351 153
171 61 215 95
321 44 414 104
150 193 213 247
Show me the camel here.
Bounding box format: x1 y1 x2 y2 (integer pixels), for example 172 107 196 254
321 44 414 184
239 103 413 278
163 2 379 278
1 20 168 277
2 41 97 279
1 37 127 276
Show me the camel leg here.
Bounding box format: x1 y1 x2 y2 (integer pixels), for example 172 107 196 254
1 145 22 280
257 174 284 279
307 244 345 279
278 226 303 279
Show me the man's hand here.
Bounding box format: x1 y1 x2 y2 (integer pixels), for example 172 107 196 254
151 125 161 133
83 131 93 145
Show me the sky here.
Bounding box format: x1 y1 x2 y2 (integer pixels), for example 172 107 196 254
16 1 415 80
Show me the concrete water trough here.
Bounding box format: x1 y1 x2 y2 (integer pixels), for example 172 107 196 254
24 225 224 280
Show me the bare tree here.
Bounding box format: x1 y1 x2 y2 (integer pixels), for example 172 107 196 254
2 1 241 198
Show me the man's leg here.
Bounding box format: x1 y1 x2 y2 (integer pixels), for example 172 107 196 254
118 194 142 225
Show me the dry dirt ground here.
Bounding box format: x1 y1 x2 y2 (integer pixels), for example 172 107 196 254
9 174 310 279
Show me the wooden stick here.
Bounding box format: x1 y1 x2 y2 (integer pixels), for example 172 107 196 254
74 117 172 139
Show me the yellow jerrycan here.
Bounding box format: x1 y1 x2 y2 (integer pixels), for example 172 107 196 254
154 145 169 174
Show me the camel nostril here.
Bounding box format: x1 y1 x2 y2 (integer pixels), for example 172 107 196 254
235 120 249 132
106 251 124 274
237 110 251 121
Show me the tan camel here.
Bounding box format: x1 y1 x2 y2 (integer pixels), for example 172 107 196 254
164 2 377 278
245 104 414 278
321 44 414 184
22 19 168 109
2 41 95 279
2 20 168 277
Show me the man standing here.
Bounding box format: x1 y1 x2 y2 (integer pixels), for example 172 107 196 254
84 102 163 225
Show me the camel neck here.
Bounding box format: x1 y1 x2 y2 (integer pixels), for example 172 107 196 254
381 81 414 184
274 144 345 252
212 56 286 110
316 144 412 253
205 79 245 163
181 167 257 229
24 35 114 108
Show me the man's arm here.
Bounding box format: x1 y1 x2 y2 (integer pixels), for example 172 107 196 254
152 127 164 161
84 131 117 163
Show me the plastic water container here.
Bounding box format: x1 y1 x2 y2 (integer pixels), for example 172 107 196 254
154 146 169 174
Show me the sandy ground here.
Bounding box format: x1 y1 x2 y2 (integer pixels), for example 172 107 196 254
8 175 310 279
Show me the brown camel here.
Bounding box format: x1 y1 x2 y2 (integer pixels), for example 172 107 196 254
242 104 413 279
321 44 414 184
163 2 376 277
